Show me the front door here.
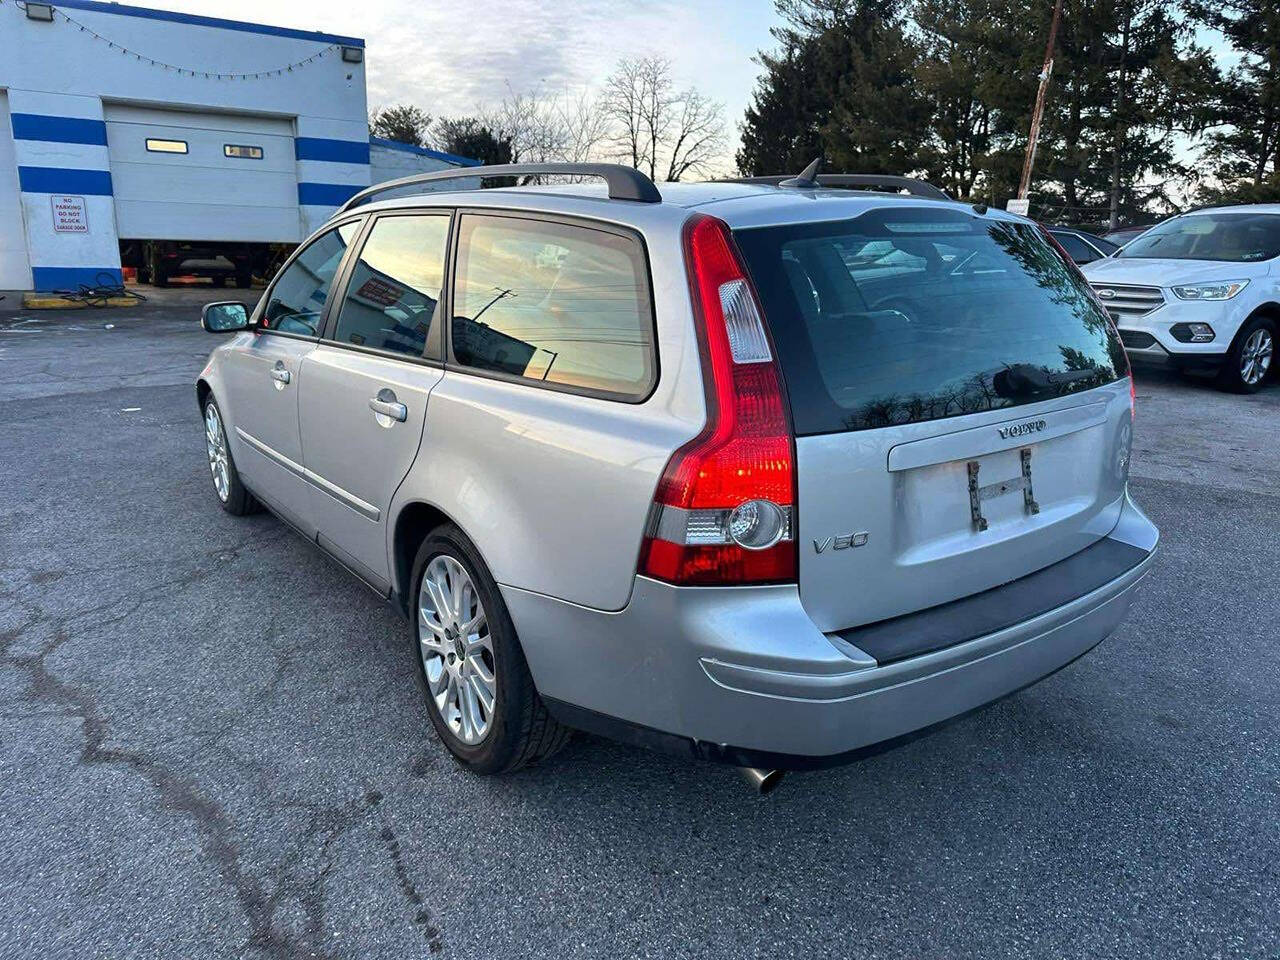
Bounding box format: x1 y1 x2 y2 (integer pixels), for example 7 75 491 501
298 213 451 587
221 221 361 530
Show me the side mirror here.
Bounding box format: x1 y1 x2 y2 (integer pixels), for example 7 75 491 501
202 301 250 333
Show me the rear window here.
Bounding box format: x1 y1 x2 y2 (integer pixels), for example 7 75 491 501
734 208 1128 435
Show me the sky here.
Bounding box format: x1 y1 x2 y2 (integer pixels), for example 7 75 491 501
137 0 784 170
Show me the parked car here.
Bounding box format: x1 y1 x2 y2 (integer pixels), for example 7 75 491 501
1103 223 1159 247
1047 226 1120 265
1083 205 1280 392
196 163 1157 791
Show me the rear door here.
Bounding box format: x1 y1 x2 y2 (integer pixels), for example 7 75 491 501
220 221 360 529
735 206 1133 633
297 212 451 588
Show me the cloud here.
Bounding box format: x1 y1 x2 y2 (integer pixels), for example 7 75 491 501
136 0 780 166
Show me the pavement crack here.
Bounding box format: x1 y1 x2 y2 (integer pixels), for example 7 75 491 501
376 822 446 954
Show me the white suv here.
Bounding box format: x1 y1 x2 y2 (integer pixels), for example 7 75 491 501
1082 205 1280 391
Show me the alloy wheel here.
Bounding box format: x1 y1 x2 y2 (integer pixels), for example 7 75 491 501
418 554 496 745
205 404 230 502
1240 328 1274 386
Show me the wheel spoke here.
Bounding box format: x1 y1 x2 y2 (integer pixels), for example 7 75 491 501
417 553 496 745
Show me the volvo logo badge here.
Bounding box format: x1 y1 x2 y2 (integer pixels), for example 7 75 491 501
998 419 1046 440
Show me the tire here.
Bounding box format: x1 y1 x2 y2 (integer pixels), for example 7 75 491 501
235 270 252 289
213 274 228 288
202 396 256 516
409 524 571 774
1217 315 1276 393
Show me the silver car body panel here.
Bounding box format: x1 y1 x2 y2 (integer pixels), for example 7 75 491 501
196 180 1156 762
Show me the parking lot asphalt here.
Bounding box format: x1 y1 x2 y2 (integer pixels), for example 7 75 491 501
1 297 1277 960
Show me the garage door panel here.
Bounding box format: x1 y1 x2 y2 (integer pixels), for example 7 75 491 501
104 105 300 243
111 200 300 243
109 161 296 207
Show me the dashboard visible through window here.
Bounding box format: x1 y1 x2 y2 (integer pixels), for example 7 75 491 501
260 221 360 336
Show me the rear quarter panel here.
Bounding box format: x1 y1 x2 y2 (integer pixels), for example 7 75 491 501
389 206 706 611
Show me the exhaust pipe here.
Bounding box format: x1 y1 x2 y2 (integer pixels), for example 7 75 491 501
738 767 785 795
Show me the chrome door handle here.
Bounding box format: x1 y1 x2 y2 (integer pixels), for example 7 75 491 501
368 394 407 423
270 368 291 384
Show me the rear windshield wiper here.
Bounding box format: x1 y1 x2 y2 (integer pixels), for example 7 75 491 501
993 363 1097 400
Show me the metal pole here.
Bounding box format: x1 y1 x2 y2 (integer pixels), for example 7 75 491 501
1017 0 1064 201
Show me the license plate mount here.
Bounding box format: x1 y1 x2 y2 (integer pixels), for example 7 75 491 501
967 448 1041 532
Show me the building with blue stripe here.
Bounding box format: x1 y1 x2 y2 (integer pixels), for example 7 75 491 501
0 0 475 291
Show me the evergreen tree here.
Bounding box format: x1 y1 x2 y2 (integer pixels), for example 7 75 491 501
1189 0 1280 203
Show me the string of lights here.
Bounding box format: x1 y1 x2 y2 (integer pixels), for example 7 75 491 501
6 0 341 80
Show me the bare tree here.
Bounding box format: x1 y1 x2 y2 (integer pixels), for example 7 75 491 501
665 88 726 181
601 56 726 181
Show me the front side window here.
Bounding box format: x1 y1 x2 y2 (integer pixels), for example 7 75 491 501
734 208 1127 435
261 221 360 336
331 214 450 357
1119 213 1280 262
450 214 655 399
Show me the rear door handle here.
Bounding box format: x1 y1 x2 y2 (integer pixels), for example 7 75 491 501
368 389 407 423
270 367 291 385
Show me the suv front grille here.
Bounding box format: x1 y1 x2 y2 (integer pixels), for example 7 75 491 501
1089 283 1165 322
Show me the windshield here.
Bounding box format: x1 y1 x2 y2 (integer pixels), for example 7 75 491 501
1118 212 1280 262
734 208 1128 435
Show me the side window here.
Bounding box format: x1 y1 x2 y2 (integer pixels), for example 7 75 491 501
330 214 450 357
451 214 655 399
1052 231 1095 264
261 221 360 336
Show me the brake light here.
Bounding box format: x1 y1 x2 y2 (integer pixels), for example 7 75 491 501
639 215 796 586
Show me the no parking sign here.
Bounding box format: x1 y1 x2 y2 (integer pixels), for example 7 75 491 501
51 195 89 233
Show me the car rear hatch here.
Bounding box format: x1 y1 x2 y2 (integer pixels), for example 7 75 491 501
734 205 1133 636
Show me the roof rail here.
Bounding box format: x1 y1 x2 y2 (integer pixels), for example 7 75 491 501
727 174 950 201
338 162 662 214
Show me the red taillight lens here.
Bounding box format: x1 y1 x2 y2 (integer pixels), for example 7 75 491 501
639 215 797 586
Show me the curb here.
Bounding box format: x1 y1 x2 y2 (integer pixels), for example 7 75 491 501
21 294 142 310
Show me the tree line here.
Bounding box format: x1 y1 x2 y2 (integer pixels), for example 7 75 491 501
369 56 727 185
370 0 1277 230
738 0 1278 229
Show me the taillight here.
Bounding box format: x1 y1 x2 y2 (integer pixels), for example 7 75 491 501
638 215 797 586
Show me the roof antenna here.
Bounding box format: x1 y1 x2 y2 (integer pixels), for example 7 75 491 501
780 157 823 189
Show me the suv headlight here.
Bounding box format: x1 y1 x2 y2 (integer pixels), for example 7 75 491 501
1171 280 1249 301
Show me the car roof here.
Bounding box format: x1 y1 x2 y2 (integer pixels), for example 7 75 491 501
1182 204 1280 217
350 179 1022 231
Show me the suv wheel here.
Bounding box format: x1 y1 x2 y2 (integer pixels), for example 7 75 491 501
410 525 571 774
1218 315 1276 393
203 396 256 515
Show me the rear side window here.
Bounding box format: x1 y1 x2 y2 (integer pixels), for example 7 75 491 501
1051 231 1096 263
331 214 450 357
261 221 360 336
450 214 655 399
734 208 1127 435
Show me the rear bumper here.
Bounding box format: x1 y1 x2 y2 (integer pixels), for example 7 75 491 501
505 493 1158 769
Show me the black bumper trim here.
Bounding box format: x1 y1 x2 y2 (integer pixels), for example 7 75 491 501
834 537 1150 666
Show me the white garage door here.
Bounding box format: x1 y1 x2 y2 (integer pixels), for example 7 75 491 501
0 92 33 289
105 104 300 243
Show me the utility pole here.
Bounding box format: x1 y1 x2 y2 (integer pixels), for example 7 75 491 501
1016 0 1064 204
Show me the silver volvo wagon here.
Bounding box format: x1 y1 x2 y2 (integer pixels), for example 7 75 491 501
196 163 1158 791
